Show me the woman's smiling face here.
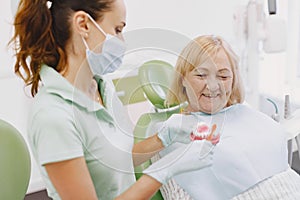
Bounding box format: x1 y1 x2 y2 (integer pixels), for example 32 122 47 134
183 49 233 114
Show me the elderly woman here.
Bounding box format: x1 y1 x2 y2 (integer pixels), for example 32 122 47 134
155 35 300 200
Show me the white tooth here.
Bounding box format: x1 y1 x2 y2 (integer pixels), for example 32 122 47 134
203 94 218 98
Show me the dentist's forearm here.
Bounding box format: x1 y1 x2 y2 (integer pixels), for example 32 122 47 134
114 174 162 200
132 134 164 166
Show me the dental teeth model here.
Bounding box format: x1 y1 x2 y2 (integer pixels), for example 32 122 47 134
190 122 210 141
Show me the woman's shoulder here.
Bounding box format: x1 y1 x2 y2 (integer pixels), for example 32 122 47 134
29 89 73 125
27 94 77 145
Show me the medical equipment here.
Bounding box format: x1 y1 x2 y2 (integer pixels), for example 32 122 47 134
283 109 300 160
234 0 287 109
189 123 219 160
188 109 228 161
267 0 276 15
191 122 210 140
266 98 280 122
281 94 300 166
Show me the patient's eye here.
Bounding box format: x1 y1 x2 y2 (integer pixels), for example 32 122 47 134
194 67 209 79
217 75 231 80
196 73 207 78
217 68 232 80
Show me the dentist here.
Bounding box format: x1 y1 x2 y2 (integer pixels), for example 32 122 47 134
9 0 216 199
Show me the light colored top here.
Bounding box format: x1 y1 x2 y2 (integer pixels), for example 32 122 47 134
160 104 289 200
27 65 136 200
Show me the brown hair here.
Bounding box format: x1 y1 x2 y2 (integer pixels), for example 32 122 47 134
166 35 245 107
9 0 114 96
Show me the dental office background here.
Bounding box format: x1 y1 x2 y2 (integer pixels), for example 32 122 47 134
1 0 300 195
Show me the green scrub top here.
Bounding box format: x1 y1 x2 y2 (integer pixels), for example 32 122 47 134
27 64 136 200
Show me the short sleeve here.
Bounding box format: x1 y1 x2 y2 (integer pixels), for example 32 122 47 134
29 107 84 165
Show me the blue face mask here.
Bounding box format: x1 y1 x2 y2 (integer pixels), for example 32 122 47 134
82 14 126 76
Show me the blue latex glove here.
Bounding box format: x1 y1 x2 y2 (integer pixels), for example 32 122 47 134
157 114 199 147
144 140 215 184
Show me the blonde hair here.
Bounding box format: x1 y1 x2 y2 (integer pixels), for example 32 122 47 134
166 35 245 107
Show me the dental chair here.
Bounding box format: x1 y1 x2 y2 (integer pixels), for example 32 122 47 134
0 119 31 200
138 60 185 112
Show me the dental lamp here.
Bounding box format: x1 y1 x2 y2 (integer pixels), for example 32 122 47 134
247 0 286 53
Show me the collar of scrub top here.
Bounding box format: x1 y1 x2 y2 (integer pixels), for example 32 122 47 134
39 64 109 114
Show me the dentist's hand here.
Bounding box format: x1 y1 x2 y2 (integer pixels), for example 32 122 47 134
144 140 215 184
157 114 199 147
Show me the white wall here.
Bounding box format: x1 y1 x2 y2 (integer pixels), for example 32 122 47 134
118 0 250 94
125 0 248 44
